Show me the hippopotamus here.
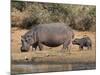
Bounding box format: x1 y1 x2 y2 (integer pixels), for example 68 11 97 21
20 23 74 52
72 36 92 50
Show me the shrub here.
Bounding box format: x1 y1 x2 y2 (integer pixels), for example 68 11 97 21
11 1 96 31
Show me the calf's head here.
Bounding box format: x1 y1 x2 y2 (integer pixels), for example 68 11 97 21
72 38 80 45
20 34 35 52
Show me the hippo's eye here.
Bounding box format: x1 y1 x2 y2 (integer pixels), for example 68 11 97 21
25 39 28 42
27 35 29 37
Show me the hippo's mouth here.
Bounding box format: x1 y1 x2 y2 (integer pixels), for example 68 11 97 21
72 41 77 44
20 47 29 52
21 50 28 52
72 41 75 43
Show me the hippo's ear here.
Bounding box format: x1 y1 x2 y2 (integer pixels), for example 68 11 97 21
21 36 24 42
21 36 24 38
21 36 24 40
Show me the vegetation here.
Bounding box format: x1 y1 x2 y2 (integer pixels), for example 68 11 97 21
11 1 96 31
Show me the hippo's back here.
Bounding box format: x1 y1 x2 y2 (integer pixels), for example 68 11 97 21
33 23 72 33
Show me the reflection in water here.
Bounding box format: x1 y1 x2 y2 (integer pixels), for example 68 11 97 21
11 63 96 74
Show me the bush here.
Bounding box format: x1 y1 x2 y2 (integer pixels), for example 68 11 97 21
11 1 96 31
22 16 39 29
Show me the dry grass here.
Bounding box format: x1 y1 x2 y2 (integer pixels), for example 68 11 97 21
11 27 96 63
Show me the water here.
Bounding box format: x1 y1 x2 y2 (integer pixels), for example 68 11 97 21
11 63 96 74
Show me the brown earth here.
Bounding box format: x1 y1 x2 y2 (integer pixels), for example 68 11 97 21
11 27 96 64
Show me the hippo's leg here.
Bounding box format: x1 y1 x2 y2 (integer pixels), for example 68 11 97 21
63 41 71 54
87 45 92 50
31 46 35 51
35 46 37 50
32 47 34 51
90 45 92 50
63 42 68 49
32 42 38 51
38 42 43 51
88 43 92 50
79 45 83 50
33 46 37 51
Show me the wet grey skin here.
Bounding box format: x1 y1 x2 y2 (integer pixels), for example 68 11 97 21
21 23 74 52
72 36 92 50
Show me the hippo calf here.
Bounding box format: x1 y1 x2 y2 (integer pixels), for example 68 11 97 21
72 36 92 50
21 23 74 52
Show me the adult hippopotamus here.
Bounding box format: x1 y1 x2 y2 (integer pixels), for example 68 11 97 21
20 23 74 52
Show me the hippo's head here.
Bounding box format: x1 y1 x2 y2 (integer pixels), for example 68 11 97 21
20 34 35 52
72 38 80 45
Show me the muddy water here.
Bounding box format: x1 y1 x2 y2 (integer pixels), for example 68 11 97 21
11 63 96 74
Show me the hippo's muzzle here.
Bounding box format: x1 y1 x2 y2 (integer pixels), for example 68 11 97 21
20 47 29 52
72 40 76 44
